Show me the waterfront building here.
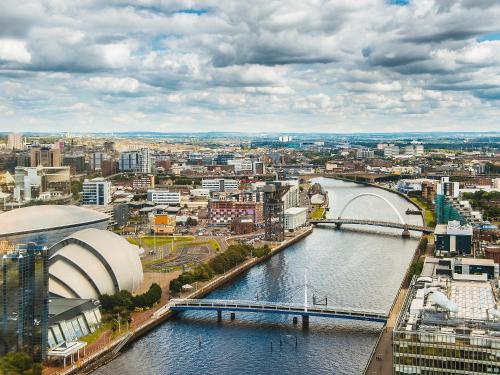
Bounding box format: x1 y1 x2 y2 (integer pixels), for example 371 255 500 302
284 207 307 230
209 200 264 226
1 243 49 361
0 205 109 246
437 177 460 198
421 257 498 280
147 189 181 205
48 298 101 350
7 133 24 150
49 228 143 299
202 178 239 192
393 275 500 374
434 220 473 256
82 178 111 206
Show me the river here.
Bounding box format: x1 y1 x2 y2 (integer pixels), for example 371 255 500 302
94 178 423 375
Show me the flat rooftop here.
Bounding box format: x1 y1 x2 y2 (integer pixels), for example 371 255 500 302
395 276 500 341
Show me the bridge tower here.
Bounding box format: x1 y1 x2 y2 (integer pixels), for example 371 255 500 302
263 184 284 242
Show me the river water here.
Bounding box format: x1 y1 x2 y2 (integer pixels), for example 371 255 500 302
94 178 423 375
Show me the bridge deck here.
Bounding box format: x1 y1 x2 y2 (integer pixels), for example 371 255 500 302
309 218 433 233
169 299 388 323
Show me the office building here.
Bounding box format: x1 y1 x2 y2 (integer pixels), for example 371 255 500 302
202 179 239 192
13 166 71 203
209 200 264 226
356 149 375 159
62 154 86 174
284 207 307 230
152 214 176 235
1 243 49 361
147 189 181 205
383 145 400 157
434 220 473 256
228 158 253 173
31 146 61 167
437 177 460 198
82 178 111 206
7 133 23 150
90 152 106 171
393 275 500 374
119 148 152 173
252 161 265 175
101 159 118 177
421 257 499 280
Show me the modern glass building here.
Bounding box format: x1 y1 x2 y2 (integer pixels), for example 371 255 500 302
435 194 465 225
1 243 49 361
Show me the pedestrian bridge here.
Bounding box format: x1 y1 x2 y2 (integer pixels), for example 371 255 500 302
169 299 388 324
309 218 433 234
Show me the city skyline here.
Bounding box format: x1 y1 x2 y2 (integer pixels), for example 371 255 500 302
1 0 500 133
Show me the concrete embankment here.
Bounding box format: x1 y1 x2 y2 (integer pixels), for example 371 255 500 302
59 227 313 375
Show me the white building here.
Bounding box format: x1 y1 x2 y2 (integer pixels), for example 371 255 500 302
278 180 300 210
7 133 23 150
437 176 460 198
356 149 374 159
119 148 152 173
147 189 181 205
190 188 210 199
383 145 400 157
228 158 253 173
82 178 112 206
284 207 307 230
202 179 239 192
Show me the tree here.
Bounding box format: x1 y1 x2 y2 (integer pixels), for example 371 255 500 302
0 352 42 375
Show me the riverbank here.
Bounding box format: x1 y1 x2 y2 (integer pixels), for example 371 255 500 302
49 226 313 375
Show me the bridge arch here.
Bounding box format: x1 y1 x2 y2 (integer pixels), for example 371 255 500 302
338 193 406 225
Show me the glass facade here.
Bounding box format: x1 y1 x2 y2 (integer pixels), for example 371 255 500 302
1 244 49 361
435 195 465 225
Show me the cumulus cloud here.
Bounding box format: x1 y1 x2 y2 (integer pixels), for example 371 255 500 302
0 0 499 132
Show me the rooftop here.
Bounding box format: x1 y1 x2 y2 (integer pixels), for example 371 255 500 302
0 205 109 237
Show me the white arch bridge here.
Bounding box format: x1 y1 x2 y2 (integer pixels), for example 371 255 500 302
309 193 433 236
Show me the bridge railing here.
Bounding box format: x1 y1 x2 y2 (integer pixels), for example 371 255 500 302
170 299 387 318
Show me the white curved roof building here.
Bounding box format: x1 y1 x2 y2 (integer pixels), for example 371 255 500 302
49 228 143 299
0 205 109 246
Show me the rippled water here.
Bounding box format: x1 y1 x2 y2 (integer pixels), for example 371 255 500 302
94 179 422 375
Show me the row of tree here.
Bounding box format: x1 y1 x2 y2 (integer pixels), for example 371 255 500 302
0 352 42 375
99 283 162 314
170 244 270 293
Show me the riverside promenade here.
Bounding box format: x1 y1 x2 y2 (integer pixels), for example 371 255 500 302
45 226 313 375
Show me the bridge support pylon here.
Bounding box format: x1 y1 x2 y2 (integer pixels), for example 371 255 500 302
302 315 309 329
402 226 410 238
217 310 222 322
335 222 342 229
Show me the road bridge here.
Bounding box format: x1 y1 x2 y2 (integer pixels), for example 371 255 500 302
310 193 432 236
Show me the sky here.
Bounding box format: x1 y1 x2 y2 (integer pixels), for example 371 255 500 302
0 0 499 133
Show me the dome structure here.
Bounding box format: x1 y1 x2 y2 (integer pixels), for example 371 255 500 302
49 228 143 299
0 205 109 246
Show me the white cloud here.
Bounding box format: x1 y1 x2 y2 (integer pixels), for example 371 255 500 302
82 76 140 93
0 39 31 63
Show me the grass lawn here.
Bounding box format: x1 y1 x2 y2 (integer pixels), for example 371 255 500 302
410 197 436 227
309 207 326 220
127 236 195 247
80 322 113 345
